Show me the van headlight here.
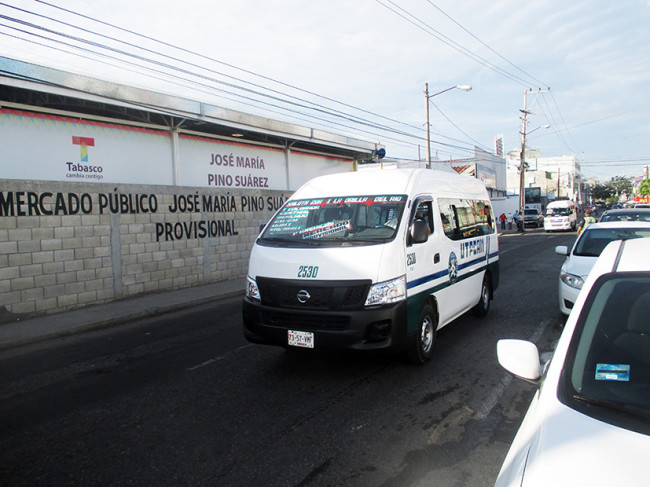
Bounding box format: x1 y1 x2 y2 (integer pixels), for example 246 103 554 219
246 276 261 301
365 276 406 307
560 271 583 290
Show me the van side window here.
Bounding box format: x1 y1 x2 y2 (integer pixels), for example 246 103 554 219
412 200 434 234
438 198 495 240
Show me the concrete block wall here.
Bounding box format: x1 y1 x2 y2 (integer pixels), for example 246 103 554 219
0 179 288 319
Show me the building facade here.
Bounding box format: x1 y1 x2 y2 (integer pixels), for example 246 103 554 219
506 149 584 205
0 57 382 319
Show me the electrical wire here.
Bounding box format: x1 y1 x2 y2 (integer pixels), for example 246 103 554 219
375 0 535 87
0 1 482 159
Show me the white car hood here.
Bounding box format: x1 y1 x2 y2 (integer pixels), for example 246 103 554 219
518 403 648 486
563 253 597 279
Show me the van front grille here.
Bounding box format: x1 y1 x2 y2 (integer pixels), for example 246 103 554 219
260 311 350 330
256 277 371 311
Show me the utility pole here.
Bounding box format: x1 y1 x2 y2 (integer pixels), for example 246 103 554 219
518 88 550 232
425 83 432 169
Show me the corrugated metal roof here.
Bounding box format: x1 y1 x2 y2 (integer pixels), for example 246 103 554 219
0 56 381 159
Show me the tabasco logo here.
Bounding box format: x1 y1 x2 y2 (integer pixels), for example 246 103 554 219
72 136 94 162
66 136 104 181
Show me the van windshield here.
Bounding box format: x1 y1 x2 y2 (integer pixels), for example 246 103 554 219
259 195 408 247
547 207 571 217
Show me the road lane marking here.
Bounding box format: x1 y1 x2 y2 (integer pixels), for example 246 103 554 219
186 344 254 370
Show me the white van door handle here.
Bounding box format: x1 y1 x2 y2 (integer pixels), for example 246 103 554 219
434 253 440 264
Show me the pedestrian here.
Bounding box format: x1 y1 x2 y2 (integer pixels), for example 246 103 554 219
499 212 506 231
577 209 596 234
507 212 513 230
513 211 519 231
517 211 524 232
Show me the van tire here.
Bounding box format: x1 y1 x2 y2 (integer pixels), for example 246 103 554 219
406 305 437 364
473 275 491 317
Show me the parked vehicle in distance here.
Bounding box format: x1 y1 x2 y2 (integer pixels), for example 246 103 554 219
495 237 650 487
555 221 650 315
243 168 499 364
523 208 543 228
544 200 577 232
599 208 650 222
634 203 650 208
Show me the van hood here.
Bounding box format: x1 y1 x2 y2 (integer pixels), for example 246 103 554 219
248 243 400 283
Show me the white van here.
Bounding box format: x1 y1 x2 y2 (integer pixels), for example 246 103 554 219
242 168 500 363
544 199 577 232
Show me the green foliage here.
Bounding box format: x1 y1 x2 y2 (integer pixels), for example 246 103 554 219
592 184 613 201
608 176 633 197
639 179 650 197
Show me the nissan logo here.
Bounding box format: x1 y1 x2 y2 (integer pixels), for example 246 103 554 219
297 289 311 303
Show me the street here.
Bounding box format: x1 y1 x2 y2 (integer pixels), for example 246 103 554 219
0 229 576 487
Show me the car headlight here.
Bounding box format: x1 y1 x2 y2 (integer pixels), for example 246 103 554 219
246 276 261 301
560 271 584 290
365 276 406 307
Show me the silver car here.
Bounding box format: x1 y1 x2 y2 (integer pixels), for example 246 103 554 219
555 221 650 315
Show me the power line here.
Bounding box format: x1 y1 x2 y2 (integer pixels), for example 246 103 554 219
375 0 535 87
1 1 483 159
423 0 547 88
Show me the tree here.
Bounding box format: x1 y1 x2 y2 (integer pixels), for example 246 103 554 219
639 179 650 198
607 176 633 199
592 184 613 201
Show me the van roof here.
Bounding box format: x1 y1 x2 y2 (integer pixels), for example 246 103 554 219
547 200 574 207
291 168 489 200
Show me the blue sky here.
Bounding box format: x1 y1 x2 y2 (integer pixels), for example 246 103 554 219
2 0 649 180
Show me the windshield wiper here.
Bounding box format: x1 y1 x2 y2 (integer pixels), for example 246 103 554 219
573 394 650 420
260 237 322 247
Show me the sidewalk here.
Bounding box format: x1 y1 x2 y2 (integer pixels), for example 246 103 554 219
0 278 245 351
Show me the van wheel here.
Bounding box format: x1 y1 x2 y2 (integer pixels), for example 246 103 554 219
473 275 491 317
406 305 437 364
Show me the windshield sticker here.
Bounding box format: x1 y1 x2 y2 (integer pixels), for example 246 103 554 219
293 220 352 240
595 364 630 382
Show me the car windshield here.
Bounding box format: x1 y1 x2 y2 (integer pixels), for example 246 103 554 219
259 194 407 247
561 274 650 434
600 212 650 222
573 228 650 257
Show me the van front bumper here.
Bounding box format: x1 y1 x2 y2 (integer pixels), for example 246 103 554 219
242 298 409 353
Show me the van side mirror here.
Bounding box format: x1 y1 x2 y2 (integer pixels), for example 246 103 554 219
410 219 430 244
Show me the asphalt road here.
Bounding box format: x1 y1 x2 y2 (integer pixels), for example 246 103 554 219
0 229 577 487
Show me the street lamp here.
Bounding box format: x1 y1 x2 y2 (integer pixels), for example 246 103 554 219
425 83 472 169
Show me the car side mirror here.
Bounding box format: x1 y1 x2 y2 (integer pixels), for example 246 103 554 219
410 219 430 244
497 339 542 386
555 245 569 256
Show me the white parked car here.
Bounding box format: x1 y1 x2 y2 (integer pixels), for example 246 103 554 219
495 237 650 486
555 221 650 315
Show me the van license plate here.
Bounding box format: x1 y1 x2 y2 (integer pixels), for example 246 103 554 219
288 330 314 348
